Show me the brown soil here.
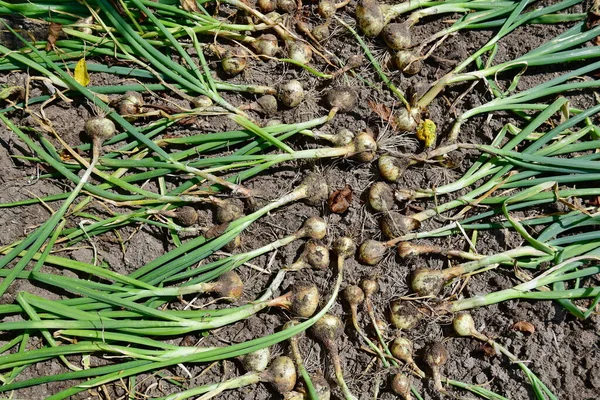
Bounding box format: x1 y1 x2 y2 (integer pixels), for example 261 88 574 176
1 1 599 400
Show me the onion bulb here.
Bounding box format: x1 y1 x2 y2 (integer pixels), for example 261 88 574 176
211 271 244 301
213 198 245 224
85 116 115 144
311 314 356 400
312 22 330 42
288 41 313 65
357 239 387 266
303 242 330 270
284 391 303 400
318 0 337 19
225 53 250 80
291 283 320 318
277 0 297 13
389 300 421 330
331 128 355 146
85 116 116 161
191 95 213 108
424 342 448 393
352 131 377 162
333 236 356 259
261 356 297 393
453 312 487 341
277 80 305 108
311 373 331 400
288 240 330 271
378 155 412 182
172 206 198 227
360 278 378 298
223 234 242 252
253 34 279 57
270 283 320 317
257 0 277 12
242 347 271 372
411 267 461 297
297 216 327 239
395 107 419 132
390 336 425 377
343 285 365 308
221 47 247 76
113 92 143 120
311 313 342 347
382 22 411 50
380 211 419 239
356 0 385 37
393 51 422 75
368 181 394 212
256 94 278 115
325 86 357 113
391 373 412 400
302 173 329 205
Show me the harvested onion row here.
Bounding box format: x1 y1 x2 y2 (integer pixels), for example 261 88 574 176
311 237 359 400
342 285 389 367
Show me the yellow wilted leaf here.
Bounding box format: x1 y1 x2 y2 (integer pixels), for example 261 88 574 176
74 58 90 86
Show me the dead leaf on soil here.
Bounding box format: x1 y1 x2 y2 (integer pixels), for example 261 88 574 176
328 184 352 213
512 320 535 335
46 22 62 51
368 101 399 131
480 343 497 357
205 223 229 239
